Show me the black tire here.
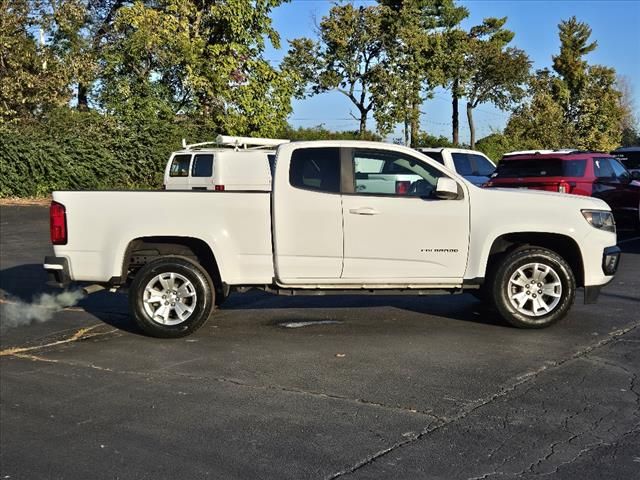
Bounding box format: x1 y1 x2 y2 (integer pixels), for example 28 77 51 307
129 257 215 338
490 247 576 329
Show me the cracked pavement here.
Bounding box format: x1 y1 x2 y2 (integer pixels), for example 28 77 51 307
1 205 639 479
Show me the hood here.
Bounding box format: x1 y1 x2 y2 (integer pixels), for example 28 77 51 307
481 187 611 211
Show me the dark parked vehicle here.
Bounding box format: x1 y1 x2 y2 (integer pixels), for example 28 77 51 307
486 151 640 228
612 146 640 175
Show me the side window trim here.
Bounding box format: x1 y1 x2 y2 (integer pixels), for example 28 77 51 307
341 147 355 194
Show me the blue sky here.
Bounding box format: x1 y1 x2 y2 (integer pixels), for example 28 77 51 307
264 0 640 143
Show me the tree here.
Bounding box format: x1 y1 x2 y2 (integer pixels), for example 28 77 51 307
505 17 624 151
616 75 639 146
99 0 294 135
372 0 448 146
435 0 469 145
463 19 530 148
551 16 596 120
0 0 71 123
505 71 569 149
282 4 385 135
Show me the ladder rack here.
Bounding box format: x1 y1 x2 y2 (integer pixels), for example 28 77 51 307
181 135 290 151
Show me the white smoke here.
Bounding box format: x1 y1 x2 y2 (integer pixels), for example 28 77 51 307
0 290 85 332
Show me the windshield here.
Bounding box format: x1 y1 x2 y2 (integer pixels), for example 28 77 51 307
613 151 640 170
494 158 586 178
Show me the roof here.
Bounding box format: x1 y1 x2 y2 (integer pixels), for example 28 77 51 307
613 146 640 153
502 150 612 160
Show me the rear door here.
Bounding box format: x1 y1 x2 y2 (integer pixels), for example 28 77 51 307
189 153 214 190
341 148 470 281
166 154 192 190
272 147 344 281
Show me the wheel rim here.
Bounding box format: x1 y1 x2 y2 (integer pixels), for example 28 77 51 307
142 272 198 326
507 262 562 318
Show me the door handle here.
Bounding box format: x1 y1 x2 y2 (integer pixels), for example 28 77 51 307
349 207 380 215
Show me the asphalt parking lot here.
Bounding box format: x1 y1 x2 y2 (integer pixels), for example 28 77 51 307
1 205 639 480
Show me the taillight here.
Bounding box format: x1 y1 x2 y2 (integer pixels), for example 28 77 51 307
214 185 225 191
558 181 572 193
395 180 410 195
50 201 67 245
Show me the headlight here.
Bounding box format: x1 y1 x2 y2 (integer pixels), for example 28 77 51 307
581 210 616 233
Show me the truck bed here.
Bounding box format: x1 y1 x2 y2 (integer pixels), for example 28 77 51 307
52 191 274 284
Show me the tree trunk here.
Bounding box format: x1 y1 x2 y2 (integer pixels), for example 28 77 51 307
467 102 475 149
451 78 459 146
410 100 419 148
359 110 367 136
404 113 410 146
77 83 89 111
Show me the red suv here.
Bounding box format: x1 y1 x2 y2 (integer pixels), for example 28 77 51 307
485 151 640 228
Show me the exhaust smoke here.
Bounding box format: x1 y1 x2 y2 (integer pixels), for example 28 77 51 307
0 290 85 332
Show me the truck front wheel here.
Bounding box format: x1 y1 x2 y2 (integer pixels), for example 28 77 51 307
129 257 215 337
491 248 576 329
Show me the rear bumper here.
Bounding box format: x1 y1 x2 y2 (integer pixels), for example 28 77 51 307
43 256 71 288
583 245 621 304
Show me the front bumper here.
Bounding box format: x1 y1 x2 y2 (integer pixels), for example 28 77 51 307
601 246 621 276
583 246 621 304
44 256 71 288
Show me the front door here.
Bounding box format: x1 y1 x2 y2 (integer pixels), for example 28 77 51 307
341 148 470 282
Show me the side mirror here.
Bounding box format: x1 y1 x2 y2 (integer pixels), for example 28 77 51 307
435 177 459 200
631 171 640 181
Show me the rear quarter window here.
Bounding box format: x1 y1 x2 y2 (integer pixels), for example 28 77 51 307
169 154 192 177
495 158 586 178
289 148 341 193
451 153 473 176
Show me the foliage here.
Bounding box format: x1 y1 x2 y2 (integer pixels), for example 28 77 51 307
0 0 72 122
463 17 530 148
282 3 385 135
99 0 293 136
475 132 519 162
277 125 381 142
412 132 454 149
372 0 458 145
505 17 623 151
0 109 206 197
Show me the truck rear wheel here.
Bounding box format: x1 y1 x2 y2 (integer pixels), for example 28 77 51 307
129 257 215 337
491 247 576 329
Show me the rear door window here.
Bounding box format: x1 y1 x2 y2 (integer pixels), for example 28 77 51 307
289 148 341 193
169 154 192 177
191 154 214 177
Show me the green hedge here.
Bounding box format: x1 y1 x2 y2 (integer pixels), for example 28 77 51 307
0 110 209 197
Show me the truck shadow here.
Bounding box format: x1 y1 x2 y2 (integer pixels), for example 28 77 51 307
2 235 638 336
0 264 504 333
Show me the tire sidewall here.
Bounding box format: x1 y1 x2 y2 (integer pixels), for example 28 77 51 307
493 249 576 328
130 257 214 337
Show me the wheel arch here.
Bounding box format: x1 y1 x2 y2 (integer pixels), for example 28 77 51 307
120 236 227 298
484 232 584 287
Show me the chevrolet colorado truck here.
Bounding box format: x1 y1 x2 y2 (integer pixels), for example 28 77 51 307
44 140 621 337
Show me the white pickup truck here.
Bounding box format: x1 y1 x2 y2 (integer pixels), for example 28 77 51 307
45 140 621 337
417 147 496 186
